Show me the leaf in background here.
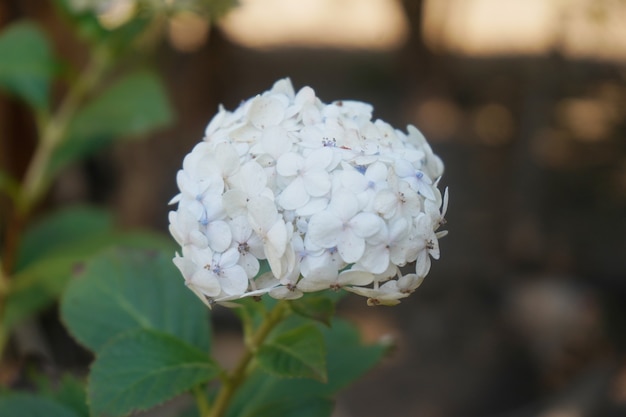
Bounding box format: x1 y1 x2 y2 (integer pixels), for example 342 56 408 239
15 206 113 271
48 70 174 176
0 21 57 110
226 319 389 417
317 319 390 392
3 207 174 332
88 329 218 417
60 249 211 352
0 394 81 417
48 375 89 417
290 294 335 326
51 0 108 43
257 324 327 382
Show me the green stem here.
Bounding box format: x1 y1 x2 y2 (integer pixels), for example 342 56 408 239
206 301 289 417
0 45 112 361
193 385 211 417
17 45 111 215
0 263 8 353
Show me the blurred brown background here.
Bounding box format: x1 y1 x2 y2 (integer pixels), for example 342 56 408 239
2 1 626 416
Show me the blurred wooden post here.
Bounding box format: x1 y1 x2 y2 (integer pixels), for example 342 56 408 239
399 0 433 84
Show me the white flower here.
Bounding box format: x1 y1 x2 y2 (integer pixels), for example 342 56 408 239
355 218 410 275
276 147 333 210
307 191 382 264
345 273 425 306
410 213 441 277
169 78 447 307
229 215 265 278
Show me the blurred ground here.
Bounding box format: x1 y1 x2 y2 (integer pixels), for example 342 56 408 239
2 1 626 416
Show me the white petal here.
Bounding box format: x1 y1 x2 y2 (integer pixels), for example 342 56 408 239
230 124 261 143
248 96 286 128
168 193 182 205
278 177 310 210
223 189 248 217
239 161 267 193
441 187 449 218
189 230 209 248
269 286 303 300
239 253 260 278
261 126 292 158
357 244 390 275
295 197 329 217
329 192 358 220
252 271 281 290
230 216 252 243
219 247 240 268
205 106 228 136
394 158 415 177
295 85 316 105
337 231 365 263
307 211 342 248
220 265 249 295
365 162 387 181
341 170 368 192
398 273 425 292
190 268 221 297
266 220 287 256
214 142 240 177
247 197 278 233
206 221 232 252
304 147 333 170
415 251 432 277
338 270 374 286
265 221 288 277
270 78 295 97
349 212 382 238
303 172 331 197
276 152 303 177
296 279 332 292
373 189 398 219
173 254 194 281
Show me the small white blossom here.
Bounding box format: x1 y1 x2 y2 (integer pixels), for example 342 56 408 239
308 191 382 264
169 78 447 307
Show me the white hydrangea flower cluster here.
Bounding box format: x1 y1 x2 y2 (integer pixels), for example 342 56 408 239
169 78 448 307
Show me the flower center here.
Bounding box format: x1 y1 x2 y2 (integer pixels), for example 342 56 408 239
238 242 250 254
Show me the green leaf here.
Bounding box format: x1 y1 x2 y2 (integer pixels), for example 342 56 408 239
35 374 89 417
60 249 211 352
49 70 174 176
52 0 150 49
257 324 327 382
52 0 108 43
319 319 390 392
226 319 388 417
0 21 57 109
88 329 219 417
290 294 335 326
0 394 80 417
49 375 89 417
15 206 113 271
4 207 175 332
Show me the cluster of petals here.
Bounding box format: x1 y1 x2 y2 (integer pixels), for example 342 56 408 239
169 78 448 307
